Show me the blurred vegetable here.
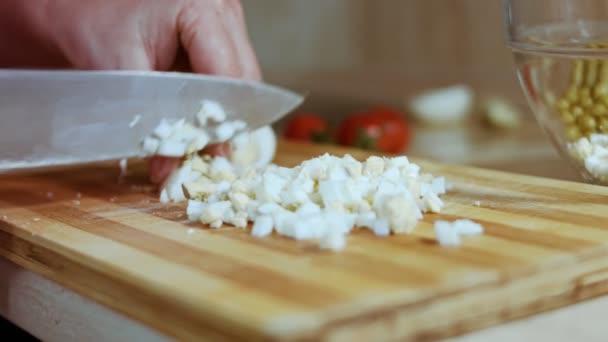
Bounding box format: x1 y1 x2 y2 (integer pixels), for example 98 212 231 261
283 113 330 143
481 97 521 130
408 85 474 125
337 106 411 153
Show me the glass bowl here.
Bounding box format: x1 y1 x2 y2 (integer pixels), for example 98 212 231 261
503 0 608 185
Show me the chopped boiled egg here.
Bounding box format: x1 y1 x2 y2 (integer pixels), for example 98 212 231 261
172 152 450 250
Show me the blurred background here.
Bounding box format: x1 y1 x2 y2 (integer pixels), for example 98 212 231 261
241 0 581 182
243 0 522 112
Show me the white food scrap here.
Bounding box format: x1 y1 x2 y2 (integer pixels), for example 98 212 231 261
434 219 484 246
568 133 608 183
128 114 142 128
119 159 128 178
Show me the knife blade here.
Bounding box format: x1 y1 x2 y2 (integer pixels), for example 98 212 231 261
0 69 304 172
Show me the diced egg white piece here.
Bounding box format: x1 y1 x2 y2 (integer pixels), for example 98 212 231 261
198 100 226 124
364 156 385 177
319 232 346 252
434 219 484 246
402 163 421 178
153 119 174 139
434 221 461 246
370 219 390 237
256 172 288 202
324 212 356 234
258 202 283 215
246 126 277 169
142 137 160 155
200 201 232 225
419 183 432 198
187 132 210 153
388 156 410 169
229 217 248 229
431 177 447 195
231 120 247 131
296 202 322 217
229 192 250 212
246 200 261 219
280 185 309 206
209 220 223 229
159 189 169 203
453 219 484 236
209 157 236 181
186 200 207 221
172 124 201 142
164 171 190 203
570 137 593 159
216 180 232 193
381 195 420 233
273 211 297 237
157 140 188 157
590 134 608 146
190 157 209 174
214 122 237 142
230 136 259 169
328 164 349 180
422 192 444 213
252 215 274 237
292 218 317 240
382 167 401 183
182 181 216 199
342 155 362 178
222 208 236 223
355 211 377 228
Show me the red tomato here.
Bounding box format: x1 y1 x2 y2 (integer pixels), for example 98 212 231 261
284 113 330 143
337 106 412 153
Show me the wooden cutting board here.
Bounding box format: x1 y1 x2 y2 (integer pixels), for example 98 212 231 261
1 140 608 342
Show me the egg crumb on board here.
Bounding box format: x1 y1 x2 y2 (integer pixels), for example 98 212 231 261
434 219 484 247
142 99 485 251
568 133 608 183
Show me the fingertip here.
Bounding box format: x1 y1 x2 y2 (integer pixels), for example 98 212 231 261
148 156 181 184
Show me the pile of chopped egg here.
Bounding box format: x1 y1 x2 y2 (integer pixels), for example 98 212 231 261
568 133 608 183
178 153 448 250
141 100 484 251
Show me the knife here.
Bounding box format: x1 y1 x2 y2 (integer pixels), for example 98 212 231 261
0 69 304 172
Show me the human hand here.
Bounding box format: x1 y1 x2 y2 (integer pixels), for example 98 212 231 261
10 0 260 184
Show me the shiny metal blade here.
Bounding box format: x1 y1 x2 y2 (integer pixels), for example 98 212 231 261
0 69 304 172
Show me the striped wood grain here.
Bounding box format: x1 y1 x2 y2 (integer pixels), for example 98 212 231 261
1 140 608 341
